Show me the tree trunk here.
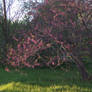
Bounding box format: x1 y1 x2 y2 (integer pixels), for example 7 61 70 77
71 54 89 80
2 0 8 64
2 0 8 42
61 46 89 80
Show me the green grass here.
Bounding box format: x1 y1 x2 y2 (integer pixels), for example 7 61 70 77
0 67 92 92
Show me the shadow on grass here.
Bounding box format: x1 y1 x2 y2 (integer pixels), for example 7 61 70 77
0 68 92 92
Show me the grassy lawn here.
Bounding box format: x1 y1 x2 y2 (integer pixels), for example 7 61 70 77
0 67 92 92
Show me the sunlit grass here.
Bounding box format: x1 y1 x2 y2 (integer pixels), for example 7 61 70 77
0 68 92 92
0 82 92 92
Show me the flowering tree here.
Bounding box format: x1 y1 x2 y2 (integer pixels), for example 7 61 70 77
30 0 92 80
7 0 92 80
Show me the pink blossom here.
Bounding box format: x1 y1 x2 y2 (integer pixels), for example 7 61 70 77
52 62 55 65
60 12 65 16
65 44 70 49
45 0 49 4
31 65 35 68
31 39 37 44
24 63 31 67
88 41 92 45
38 40 43 47
35 63 40 66
5 67 10 72
63 57 66 61
23 44 26 49
11 62 16 67
13 36 18 41
27 37 31 41
17 44 21 48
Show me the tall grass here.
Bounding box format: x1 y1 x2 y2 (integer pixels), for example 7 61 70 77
0 68 92 92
